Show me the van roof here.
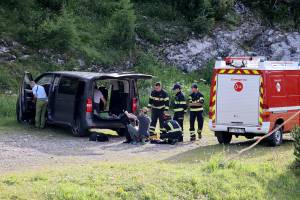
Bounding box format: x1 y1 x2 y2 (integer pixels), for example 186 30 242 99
49 71 152 80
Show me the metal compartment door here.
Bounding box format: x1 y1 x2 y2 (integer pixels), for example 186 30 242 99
216 74 261 126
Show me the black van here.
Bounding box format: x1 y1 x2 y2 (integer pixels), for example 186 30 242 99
17 71 152 136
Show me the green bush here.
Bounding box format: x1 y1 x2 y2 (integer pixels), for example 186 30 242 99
192 16 215 35
241 0 300 29
136 24 161 44
35 9 79 51
291 126 300 167
102 0 136 49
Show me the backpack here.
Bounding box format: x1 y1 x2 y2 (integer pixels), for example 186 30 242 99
89 133 109 142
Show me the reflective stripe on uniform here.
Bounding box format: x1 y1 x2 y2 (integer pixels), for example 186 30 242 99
167 122 182 132
174 101 186 104
190 107 203 112
165 106 169 110
151 105 165 109
174 108 184 112
168 128 182 133
150 96 166 101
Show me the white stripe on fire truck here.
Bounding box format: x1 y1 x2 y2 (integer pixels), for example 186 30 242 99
267 106 300 112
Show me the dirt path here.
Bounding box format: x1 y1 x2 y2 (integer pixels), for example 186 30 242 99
0 124 294 173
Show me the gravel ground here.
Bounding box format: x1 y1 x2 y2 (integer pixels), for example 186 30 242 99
0 123 293 173
0 123 219 173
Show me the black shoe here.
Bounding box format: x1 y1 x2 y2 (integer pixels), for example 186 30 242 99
198 134 202 139
123 140 131 144
170 139 178 145
190 135 196 141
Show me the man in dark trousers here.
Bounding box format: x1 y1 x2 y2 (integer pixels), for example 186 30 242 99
151 113 183 145
188 83 204 141
148 82 169 140
172 83 187 130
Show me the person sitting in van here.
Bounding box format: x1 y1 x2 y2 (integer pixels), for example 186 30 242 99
93 84 107 113
30 81 48 129
123 107 151 145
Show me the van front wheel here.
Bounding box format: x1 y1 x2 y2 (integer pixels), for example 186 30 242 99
215 131 232 144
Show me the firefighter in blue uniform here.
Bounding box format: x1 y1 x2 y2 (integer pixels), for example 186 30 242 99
160 113 183 145
148 82 169 139
172 83 187 129
188 83 204 141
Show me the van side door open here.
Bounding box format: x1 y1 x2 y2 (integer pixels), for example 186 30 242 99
18 72 34 121
52 76 79 124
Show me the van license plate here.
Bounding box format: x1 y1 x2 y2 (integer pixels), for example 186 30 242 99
228 128 245 133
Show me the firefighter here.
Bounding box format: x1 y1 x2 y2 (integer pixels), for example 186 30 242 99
148 82 169 139
172 83 187 129
158 113 183 145
188 83 204 141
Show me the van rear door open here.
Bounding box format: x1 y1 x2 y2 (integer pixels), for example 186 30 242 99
216 74 261 126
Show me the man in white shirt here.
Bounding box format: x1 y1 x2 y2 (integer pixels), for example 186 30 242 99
93 84 107 113
30 81 48 128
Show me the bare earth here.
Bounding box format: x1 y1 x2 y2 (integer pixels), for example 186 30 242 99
0 122 294 173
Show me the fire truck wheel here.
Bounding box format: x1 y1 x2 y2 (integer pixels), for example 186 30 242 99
268 125 283 146
215 132 232 144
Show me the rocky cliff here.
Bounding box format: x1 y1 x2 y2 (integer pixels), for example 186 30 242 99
161 3 300 71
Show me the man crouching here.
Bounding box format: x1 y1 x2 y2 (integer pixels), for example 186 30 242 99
124 107 151 145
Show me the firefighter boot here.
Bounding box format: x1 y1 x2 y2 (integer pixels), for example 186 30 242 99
197 130 202 139
190 131 196 141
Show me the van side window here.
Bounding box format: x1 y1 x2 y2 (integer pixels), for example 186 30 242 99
37 75 53 85
58 77 79 95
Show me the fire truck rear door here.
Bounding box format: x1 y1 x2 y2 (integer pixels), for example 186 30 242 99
216 74 261 126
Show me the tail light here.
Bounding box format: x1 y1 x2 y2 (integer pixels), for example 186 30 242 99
132 97 138 113
86 97 93 113
261 111 271 121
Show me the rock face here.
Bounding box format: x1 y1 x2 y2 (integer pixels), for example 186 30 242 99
163 3 300 71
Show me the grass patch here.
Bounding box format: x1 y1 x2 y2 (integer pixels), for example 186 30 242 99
0 156 299 200
0 94 17 118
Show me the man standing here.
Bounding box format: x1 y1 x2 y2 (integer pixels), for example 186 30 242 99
30 81 48 129
188 83 204 141
172 83 187 129
148 82 169 139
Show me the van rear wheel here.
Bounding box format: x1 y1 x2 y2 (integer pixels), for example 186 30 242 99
215 131 232 144
72 117 89 137
116 128 128 137
268 124 283 146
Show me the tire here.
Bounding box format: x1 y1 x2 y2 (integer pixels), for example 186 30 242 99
245 135 255 139
71 117 89 137
268 124 283 146
215 131 232 144
116 128 128 137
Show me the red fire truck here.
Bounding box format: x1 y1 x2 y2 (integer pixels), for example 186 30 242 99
209 57 300 146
